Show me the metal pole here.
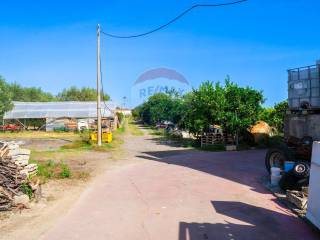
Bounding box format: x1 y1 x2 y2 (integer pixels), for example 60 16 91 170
97 24 102 146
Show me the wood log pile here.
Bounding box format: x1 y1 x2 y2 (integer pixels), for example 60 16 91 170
0 141 37 211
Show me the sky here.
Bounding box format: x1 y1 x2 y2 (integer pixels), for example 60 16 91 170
0 0 319 107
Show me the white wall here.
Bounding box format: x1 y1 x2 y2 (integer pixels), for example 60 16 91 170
307 141 320 229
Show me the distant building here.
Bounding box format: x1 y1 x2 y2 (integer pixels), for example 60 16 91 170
3 101 118 131
116 108 132 117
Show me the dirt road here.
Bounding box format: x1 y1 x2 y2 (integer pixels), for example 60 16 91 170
38 129 319 240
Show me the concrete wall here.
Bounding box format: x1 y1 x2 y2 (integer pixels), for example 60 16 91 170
284 114 320 140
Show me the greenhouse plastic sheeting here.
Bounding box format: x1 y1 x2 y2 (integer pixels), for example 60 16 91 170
3 101 116 119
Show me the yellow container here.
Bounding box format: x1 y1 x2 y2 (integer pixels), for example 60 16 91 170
90 132 112 143
103 132 112 143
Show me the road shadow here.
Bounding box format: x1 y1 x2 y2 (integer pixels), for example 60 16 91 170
178 201 320 240
144 136 197 148
136 149 269 194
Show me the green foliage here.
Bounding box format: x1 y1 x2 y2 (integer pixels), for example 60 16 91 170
134 78 265 139
222 79 264 135
0 76 111 119
80 129 93 144
9 82 56 102
57 86 110 101
182 81 226 135
32 160 72 182
200 144 226 152
53 127 71 132
20 183 33 199
259 101 288 133
116 112 125 124
59 162 71 178
117 127 125 134
132 107 140 120
137 91 184 125
128 118 144 136
0 76 13 117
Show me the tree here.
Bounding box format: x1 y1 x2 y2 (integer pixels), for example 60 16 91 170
135 78 265 142
259 101 288 133
222 79 264 139
137 92 184 125
57 86 110 101
182 81 226 135
181 79 264 138
8 82 56 102
0 76 13 117
0 75 112 123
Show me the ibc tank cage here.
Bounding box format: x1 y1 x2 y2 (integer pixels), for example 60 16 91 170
288 61 320 110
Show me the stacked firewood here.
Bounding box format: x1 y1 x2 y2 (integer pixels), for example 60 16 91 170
0 141 37 211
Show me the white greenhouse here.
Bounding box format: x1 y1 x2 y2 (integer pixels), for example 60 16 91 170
3 101 117 131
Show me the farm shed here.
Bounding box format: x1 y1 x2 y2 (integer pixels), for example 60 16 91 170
3 101 118 131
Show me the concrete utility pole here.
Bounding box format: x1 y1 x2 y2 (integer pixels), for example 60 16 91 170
97 24 102 146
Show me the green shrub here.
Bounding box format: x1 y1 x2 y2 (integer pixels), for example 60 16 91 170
80 129 92 144
201 144 226 152
53 127 71 132
59 162 71 178
116 112 125 125
31 160 72 181
20 183 33 199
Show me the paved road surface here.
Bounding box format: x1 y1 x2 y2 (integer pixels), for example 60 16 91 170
42 131 320 240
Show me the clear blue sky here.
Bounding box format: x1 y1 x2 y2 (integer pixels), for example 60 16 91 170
0 0 319 107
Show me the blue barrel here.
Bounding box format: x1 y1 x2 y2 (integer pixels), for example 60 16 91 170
284 161 295 172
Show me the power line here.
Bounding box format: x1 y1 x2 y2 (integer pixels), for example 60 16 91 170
100 58 113 113
101 0 247 39
98 27 114 117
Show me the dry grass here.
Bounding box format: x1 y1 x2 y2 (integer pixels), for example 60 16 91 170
127 119 144 136
31 149 82 162
29 125 127 182
0 131 80 141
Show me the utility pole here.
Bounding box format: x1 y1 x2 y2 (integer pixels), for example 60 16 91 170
97 24 102 146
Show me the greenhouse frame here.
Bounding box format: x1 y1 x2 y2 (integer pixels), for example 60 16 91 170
3 101 117 131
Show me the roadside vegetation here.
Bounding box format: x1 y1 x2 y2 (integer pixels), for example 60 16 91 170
258 100 288 132
0 75 110 118
28 125 126 180
133 78 287 150
127 118 144 136
30 160 72 183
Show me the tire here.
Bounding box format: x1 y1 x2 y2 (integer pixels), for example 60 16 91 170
265 146 294 173
296 178 309 189
279 171 299 191
292 161 310 179
279 170 309 191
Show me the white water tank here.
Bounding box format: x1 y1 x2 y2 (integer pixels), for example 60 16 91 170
306 141 320 229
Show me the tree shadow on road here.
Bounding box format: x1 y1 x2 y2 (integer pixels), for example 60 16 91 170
136 149 269 194
179 201 320 240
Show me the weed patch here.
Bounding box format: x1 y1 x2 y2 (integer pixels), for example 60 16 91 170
127 119 144 136
30 160 72 183
20 183 33 199
61 141 92 150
